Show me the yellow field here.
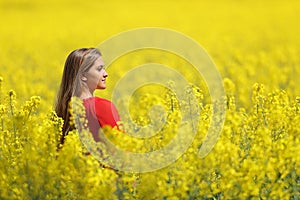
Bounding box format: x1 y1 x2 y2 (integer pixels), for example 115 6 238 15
0 0 300 199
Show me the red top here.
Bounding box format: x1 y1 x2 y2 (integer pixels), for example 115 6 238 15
83 97 121 141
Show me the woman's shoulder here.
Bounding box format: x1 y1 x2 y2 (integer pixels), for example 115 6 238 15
92 97 117 110
93 96 113 104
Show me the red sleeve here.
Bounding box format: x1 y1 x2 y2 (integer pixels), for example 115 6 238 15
94 97 121 128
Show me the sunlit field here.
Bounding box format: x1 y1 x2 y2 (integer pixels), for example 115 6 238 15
1 0 300 199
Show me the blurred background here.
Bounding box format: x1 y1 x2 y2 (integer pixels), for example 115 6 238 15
0 0 299 110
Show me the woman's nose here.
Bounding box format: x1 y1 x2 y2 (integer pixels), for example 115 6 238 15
103 70 108 77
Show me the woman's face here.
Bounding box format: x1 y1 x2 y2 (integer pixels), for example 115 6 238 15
84 56 108 91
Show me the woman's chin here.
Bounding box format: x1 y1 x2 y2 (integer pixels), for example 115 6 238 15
97 86 106 90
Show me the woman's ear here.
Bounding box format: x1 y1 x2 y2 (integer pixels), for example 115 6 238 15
81 76 87 81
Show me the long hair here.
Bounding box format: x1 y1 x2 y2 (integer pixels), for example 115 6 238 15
55 48 102 145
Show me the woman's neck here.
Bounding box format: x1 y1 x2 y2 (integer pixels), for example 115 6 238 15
79 88 94 100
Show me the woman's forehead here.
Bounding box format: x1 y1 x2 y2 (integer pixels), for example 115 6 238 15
94 56 105 66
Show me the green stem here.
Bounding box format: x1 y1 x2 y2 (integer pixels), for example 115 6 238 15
9 95 16 137
1 118 3 131
0 91 2 131
188 93 195 132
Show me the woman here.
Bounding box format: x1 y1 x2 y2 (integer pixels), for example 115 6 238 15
55 48 121 145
